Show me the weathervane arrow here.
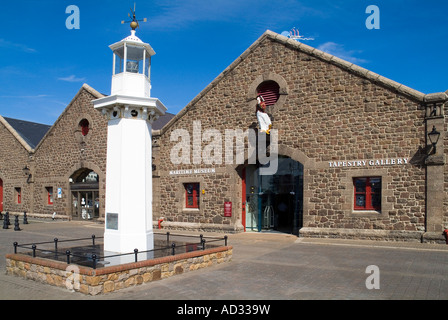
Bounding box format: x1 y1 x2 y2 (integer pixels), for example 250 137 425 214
121 2 147 30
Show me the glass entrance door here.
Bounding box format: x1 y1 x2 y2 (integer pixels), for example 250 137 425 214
245 165 259 231
244 156 303 235
70 169 100 220
71 190 99 220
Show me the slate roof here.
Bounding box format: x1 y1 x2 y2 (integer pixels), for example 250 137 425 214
2 117 51 149
152 112 176 130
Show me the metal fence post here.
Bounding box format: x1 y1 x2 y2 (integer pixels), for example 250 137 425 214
171 243 176 255
92 235 96 246
224 235 228 246
32 244 36 257
92 254 97 269
13 242 18 254
54 238 58 252
66 250 71 264
134 249 139 263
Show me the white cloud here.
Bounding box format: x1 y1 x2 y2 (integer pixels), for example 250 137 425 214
58 75 86 82
149 0 321 30
0 39 36 53
317 42 368 65
0 94 50 99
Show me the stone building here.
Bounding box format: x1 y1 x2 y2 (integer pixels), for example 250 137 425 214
152 31 447 243
1 30 447 243
0 84 174 222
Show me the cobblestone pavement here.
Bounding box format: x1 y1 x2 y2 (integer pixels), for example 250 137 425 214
0 219 447 301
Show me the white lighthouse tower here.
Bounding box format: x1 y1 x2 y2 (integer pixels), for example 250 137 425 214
93 13 166 256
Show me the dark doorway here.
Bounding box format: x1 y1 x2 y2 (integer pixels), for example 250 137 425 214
243 156 303 235
70 169 100 220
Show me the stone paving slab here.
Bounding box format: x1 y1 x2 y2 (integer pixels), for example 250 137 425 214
0 220 447 301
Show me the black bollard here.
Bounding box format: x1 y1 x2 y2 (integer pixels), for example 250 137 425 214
5 212 10 226
2 216 8 229
14 215 21 231
23 211 28 224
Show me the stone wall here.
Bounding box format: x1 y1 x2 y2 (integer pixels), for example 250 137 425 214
6 245 233 295
0 117 33 215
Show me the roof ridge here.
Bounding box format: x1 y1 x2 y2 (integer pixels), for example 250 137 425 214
2 116 52 127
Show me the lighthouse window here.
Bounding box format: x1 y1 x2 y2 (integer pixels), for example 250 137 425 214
126 45 145 74
114 47 125 74
144 56 150 78
126 60 139 73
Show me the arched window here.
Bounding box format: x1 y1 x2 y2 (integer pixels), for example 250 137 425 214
79 119 89 136
256 81 280 106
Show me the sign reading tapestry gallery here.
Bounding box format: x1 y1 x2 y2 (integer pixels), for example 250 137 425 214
329 158 409 168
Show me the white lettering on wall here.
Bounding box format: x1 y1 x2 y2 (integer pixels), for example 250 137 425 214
328 158 409 168
169 168 216 175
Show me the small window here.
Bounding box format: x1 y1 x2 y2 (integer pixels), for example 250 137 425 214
185 183 200 209
353 177 381 211
46 187 54 205
15 187 21 204
79 119 89 136
256 81 280 106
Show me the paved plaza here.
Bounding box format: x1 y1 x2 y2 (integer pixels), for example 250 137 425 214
0 219 447 301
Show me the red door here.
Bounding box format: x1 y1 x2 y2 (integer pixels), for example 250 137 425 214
242 168 246 231
0 179 3 212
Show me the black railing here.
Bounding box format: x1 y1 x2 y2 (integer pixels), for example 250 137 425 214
13 232 228 270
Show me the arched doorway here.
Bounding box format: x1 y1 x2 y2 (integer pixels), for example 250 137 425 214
243 156 303 235
70 168 100 220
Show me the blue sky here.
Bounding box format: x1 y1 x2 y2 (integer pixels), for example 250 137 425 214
0 0 447 125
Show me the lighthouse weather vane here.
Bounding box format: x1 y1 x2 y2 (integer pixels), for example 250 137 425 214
121 3 147 30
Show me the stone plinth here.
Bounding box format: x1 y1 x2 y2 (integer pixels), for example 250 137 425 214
6 246 232 296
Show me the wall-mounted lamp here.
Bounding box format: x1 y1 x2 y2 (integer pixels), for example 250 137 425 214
22 166 32 184
428 126 441 155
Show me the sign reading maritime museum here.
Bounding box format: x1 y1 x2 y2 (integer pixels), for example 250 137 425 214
328 158 409 168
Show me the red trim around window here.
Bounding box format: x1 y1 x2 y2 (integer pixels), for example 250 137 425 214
185 183 200 209
16 188 21 204
353 177 381 211
47 187 53 205
80 119 89 136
